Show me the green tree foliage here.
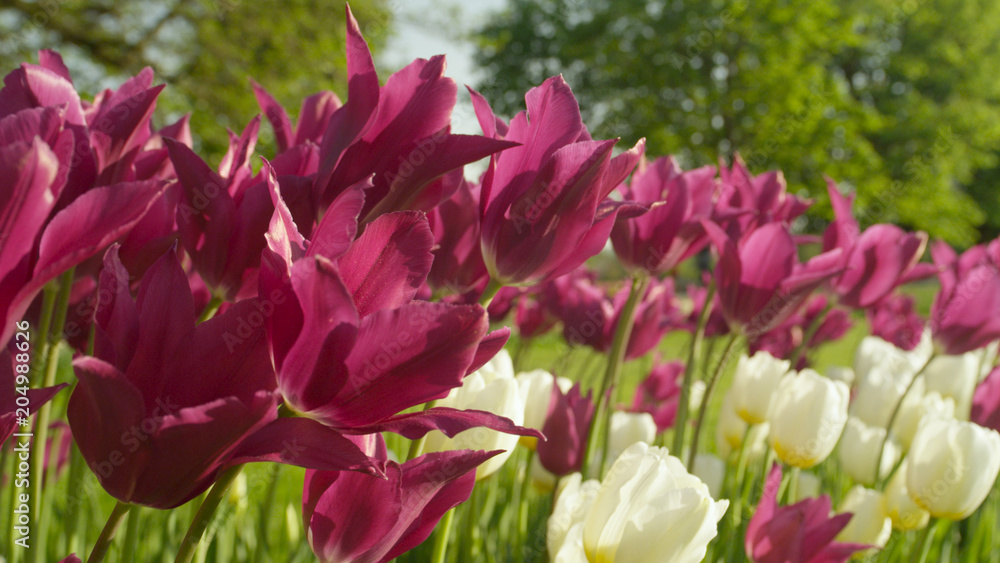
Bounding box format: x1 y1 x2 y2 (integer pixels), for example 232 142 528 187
474 0 1000 245
0 0 392 157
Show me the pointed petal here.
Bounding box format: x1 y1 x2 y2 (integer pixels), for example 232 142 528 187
351 406 543 441
227 417 382 475
251 80 294 153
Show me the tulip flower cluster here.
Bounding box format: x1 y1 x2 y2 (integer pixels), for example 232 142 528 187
4 5 1000 563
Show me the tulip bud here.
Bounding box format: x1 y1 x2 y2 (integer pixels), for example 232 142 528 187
769 370 849 468
728 352 790 424
583 443 728 562
607 410 657 464
906 417 1000 520
836 486 892 548
885 459 930 531
838 416 900 485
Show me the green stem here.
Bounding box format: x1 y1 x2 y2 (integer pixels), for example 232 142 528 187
28 269 74 563
584 275 649 478
913 518 939 563
64 441 86 556
517 454 533 547
787 300 834 368
673 280 716 455
464 483 481 561
198 295 223 323
431 507 456 563
478 277 503 308
405 401 436 462
875 353 936 488
88 501 132 563
254 464 282 562
175 465 245 563
122 505 141 559
687 333 741 471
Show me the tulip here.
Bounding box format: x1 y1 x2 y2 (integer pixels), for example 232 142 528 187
420 362 526 480
251 80 341 154
894 388 955 450
716 392 770 461
866 294 925 351
304 434 501 563
885 460 930 531
514 289 558 339
745 464 869 563
852 334 931 393
582 442 729 563
610 156 717 275
517 368 572 449
906 417 1000 520
691 453 726 500
727 351 790 424
922 353 979 420
701 221 843 337
68 247 381 508
769 369 849 469
930 240 1000 355
835 486 892 549
716 154 812 237
426 174 489 295
606 410 656 464
548 472 602 562
1 350 67 447
826 366 855 388
837 416 900 485
972 365 1000 432
537 383 595 476
631 358 684 432
471 76 645 286
850 364 920 429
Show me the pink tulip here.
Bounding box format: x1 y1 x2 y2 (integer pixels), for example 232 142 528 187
750 295 852 369
426 173 489 296
611 156 717 274
631 358 684 432
716 154 811 237
68 246 381 508
252 80 342 154
930 239 1000 354
536 382 595 476
0 350 67 447
822 179 933 308
304 434 500 563
470 76 646 286
702 221 844 338
746 464 869 563
866 293 925 351
972 365 1000 433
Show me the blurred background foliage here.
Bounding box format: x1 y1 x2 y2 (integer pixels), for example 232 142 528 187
475 0 1000 246
3 0 1000 247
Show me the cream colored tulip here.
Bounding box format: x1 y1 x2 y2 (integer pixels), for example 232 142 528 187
583 443 728 563
923 353 979 420
517 369 572 449
894 388 955 450
850 364 914 429
838 416 900 485
836 486 892 548
906 417 1000 520
769 370 849 468
607 410 657 464
728 351 790 424
548 472 601 561
691 453 726 500
885 459 930 531
826 366 855 388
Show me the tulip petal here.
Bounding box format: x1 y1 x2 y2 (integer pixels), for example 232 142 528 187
251 80 294 153
227 417 382 476
350 406 543 441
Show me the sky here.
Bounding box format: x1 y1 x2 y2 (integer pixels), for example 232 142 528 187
381 0 508 136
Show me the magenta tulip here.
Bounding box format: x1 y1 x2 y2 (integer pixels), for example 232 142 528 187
304 434 500 563
536 382 595 476
611 155 717 274
631 358 684 432
972 365 1000 433
866 293 925 351
0 350 67 447
929 240 1000 354
471 76 646 286
746 464 869 563
426 173 489 296
68 246 380 509
717 154 811 237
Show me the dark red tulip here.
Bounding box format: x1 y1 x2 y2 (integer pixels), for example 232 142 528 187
304 434 500 563
68 246 380 509
471 76 646 286
537 382 595 476
611 156 717 275
746 464 869 563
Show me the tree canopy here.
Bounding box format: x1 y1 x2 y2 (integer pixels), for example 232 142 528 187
474 0 1000 245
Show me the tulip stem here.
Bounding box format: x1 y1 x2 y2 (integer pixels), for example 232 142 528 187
913 517 940 563
874 353 936 488
431 507 456 563
673 280 716 455
175 464 245 563
787 300 834 368
405 401 436 462
584 274 649 478
88 501 132 563
478 277 503 307
122 505 141 558
687 333 741 471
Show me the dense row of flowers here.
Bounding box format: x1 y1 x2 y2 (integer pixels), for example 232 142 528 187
4 4 1000 562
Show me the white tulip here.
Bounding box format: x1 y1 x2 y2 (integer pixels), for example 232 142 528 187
791 470 821 502
894 388 955 450
691 453 726 500
838 416 900 485
836 486 892 548
850 364 915 429
583 443 728 563
769 369 849 468
906 417 1000 520
923 353 979 420
853 335 928 389
884 459 930 531
689 379 706 414
826 366 855 388
517 369 572 449
728 351 790 424
421 364 525 480
607 410 657 464
549 472 601 561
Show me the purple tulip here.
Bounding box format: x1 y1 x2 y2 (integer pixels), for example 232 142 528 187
426 173 489 296
536 382 595 476
866 293 925 351
611 156 717 274
252 80 341 154
68 246 381 508
703 220 844 338
304 434 500 563
716 154 811 237
972 365 1000 433
631 358 684 432
470 76 646 286
822 179 933 308
930 239 1000 354
746 464 869 563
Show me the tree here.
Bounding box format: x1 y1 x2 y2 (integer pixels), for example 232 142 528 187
0 0 393 157
474 0 1000 245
